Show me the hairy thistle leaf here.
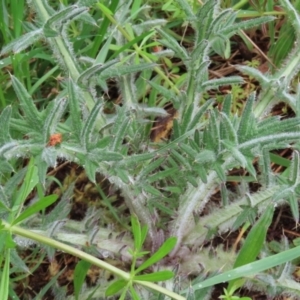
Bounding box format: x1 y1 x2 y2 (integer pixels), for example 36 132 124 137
11 75 42 131
0 29 43 55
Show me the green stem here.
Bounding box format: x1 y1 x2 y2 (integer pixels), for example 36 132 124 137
3 221 184 300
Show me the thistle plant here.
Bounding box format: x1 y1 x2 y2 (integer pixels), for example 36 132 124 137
2 0 300 299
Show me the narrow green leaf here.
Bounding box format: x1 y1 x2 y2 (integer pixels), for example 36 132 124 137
273 186 293 202
191 40 209 66
129 285 140 300
195 0 215 41
134 270 174 282
0 106 12 143
288 193 299 223
135 237 176 273
44 6 88 37
88 149 123 162
138 157 165 180
150 200 174 215
115 168 130 184
173 119 181 139
0 249 10 299
80 101 102 150
140 225 148 248
100 62 157 79
156 28 189 62
190 244 300 291
220 182 229 206
212 9 235 32
170 149 191 170
161 186 182 194
201 76 243 90
68 79 83 139
260 148 272 187
195 150 216 164
148 167 178 183
239 132 300 151
179 143 198 160
222 94 232 116
181 104 194 134
105 279 127 296
236 65 270 86
143 185 162 197
187 99 214 131
195 165 208 183
204 110 220 152
123 152 155 166
97 2 113 16
186 175 198 187
110 117 131 152
227 205 274 291
256 117 300 137
43 98 67 143
211 37 230 59
147 80 177 102
175 0 196 21
213 161 226 182
110 31 154 60
74 260 91 300
12 194 58 225
11 75 42 130
235 205 274 268
222 140 256 178
290 151 300 185
194 129 200 147
220 113 238 145
131 215 142 250
0 29 43 55
84 160 98 183
77 59 118 86
237 93 255 139
12 158 38 215
221 16 275 36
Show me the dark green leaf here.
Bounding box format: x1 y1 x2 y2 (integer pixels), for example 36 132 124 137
134 270 174 282
131 215 142 250
105 279 127 296
12 194 58 225
74 260 91 300
135 237 176 273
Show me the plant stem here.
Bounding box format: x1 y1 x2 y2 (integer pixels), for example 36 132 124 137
3 221 185 300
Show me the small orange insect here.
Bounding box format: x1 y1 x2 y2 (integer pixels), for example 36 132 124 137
47 133 62 146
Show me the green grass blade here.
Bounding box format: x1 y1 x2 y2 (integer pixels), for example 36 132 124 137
190 243 300 291
0 249 10 299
